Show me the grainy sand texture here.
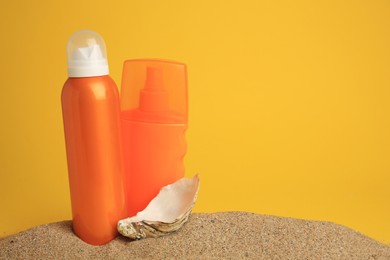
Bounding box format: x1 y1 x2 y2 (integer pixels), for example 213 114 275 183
1 212 389 259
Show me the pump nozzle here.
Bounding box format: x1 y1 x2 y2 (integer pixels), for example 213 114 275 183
139 67 169 112
144 67 164 90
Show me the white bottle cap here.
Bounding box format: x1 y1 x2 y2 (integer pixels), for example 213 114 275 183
66 30 109 77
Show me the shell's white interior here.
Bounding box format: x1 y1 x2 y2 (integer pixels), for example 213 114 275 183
129 175 199 223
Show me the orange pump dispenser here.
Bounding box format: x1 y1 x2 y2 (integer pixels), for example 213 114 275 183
121 59 188 217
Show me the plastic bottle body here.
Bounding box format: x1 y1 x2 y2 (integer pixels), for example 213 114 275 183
122 111 187 217
61 76 127 245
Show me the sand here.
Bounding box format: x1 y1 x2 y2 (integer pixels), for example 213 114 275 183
1 212 389 259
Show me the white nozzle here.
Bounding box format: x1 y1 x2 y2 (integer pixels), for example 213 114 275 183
66 30 109 77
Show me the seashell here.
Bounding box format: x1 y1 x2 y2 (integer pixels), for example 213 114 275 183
117 175 200 240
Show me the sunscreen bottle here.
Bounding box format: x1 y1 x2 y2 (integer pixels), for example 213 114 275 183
61 30 126 245
121 59 188 217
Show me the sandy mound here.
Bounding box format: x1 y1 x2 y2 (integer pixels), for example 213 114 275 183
1 212 389 259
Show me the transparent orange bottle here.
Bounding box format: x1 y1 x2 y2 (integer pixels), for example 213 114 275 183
121 59 188 217
61 30 127 245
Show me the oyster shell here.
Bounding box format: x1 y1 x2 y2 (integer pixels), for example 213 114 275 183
118 175 200 240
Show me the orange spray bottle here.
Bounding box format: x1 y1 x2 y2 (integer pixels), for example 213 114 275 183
61 30 127 245
121 59 188 217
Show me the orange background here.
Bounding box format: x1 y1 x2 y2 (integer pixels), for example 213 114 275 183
0 0 389 244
